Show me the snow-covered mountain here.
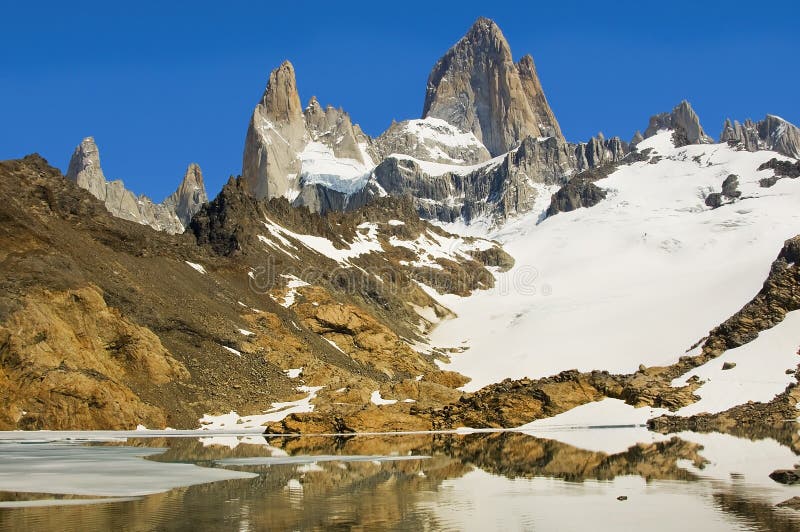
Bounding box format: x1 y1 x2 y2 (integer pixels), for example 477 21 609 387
425 128 800 418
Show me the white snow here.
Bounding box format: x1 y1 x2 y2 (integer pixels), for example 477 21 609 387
185 261 207 274
284 368 303 379
387 219 405 226
370 390 398 405
277 274 310 307
389 229 495 272
430 133 800 392
671 310 800 416
238 329 255 336
222 346 241 357
297 141 374 195
388 153 504 178
260 216 383 266
199 386 323 430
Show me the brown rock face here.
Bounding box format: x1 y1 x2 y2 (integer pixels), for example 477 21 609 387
422 17 563 156
0 286 188 430
242 60 307 199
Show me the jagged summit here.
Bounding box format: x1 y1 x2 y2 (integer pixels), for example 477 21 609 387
643 100 712 146
720 114 800 159
422 17 563 156
66 136 203 233
163 162 209 228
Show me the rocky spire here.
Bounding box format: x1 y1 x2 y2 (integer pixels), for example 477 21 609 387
422 17 563 156
720 115 800 159
643 100 712 146
66 137 108 201
630 131 644 147
516 54 562 140
242 60 307 199
65 137 185 234
163 163 208 227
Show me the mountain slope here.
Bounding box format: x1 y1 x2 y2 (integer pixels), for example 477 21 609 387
429 130 800 391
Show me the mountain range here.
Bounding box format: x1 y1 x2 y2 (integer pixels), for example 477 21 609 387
2 17 799 436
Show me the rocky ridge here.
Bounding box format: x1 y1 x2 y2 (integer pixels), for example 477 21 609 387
721 114 800 159
66 137 207 234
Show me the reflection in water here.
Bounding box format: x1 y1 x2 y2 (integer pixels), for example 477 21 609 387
1 429 799 531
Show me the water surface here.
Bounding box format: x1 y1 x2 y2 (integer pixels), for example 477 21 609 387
1 427 799 531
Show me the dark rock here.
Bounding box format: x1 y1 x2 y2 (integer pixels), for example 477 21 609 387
721 361 736 370
770 469 800 485
705 192 723 209
617 496 628 501
721 174 741 199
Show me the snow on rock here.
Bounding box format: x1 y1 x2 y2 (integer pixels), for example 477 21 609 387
431 132 800 391
222 346 242 357
276 274 310 307
297 141 374 194
185 261 207 274
670 310 800 416
370 390 398 405
284 368 303 379
389 229 494 271
388 152 503 178
387 219 405 226
199 386 323 430
238 329 255 336
259 216 383 266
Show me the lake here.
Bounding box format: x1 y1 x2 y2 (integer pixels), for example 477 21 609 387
1 426 799 531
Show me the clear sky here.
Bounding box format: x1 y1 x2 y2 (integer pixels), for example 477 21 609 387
1 0 798 201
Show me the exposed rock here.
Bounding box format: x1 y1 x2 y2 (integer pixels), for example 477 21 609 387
769 469 800 485
422 17 563 156
721 174 741 199
546 150 647 217
516 54 563 140
721 361 737 370
242 60 306 200
721 115 800 159
705 192 723 209
758 158 800 188
374 117 491 165
66 137 188 234
643 101 713 146
631 130 644 147
163 163 208 227
0 285 188 430
574 133 628 170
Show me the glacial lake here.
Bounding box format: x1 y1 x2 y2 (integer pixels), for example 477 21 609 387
1 426 799 531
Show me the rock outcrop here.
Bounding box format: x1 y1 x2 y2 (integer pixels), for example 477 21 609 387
720 115 800 159
644 100 712 146
422 17 563 156
241 61 377 206
374 117 491 165
163 163 209 228
66 137 205 234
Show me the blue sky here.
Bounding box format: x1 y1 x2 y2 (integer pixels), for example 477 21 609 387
1 0 798 201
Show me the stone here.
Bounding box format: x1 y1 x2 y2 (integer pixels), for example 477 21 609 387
721 115 800 159
422 17 563 156
721 174 741 199
721 361 736 370
705 192 723 209
769 469 800 485
66 137 186 233
163 163 208 227
644 101 713 146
